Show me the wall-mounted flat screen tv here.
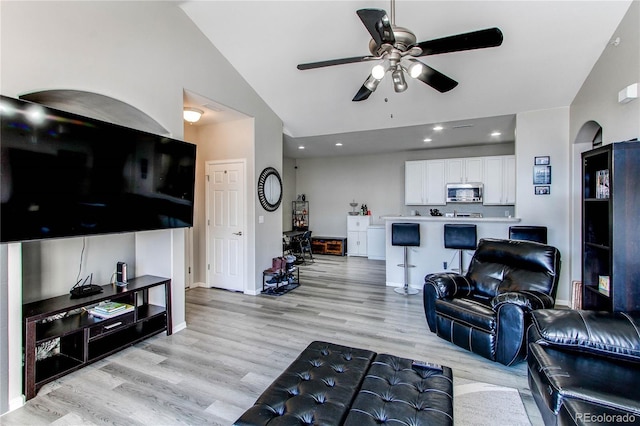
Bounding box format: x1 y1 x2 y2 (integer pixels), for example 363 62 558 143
1 95 196 243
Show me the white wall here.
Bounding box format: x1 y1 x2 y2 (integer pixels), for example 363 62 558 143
0 245 6 414
184 118 255 287
515 108 572 304
571 0 640 145
294 143 514 236
0 1 282 411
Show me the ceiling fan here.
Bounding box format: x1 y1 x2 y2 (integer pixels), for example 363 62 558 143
297 0 503 101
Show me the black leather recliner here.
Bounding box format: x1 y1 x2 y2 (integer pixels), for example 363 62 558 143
423 238 561 366
528 309 640 425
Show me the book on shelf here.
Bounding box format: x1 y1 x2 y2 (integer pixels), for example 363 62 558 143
89 304 134 319
92 301 128 314
598 275 610 296
596 169 609 199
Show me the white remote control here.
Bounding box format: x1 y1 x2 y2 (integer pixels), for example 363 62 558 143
412 360 443 371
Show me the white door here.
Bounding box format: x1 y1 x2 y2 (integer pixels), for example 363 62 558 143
206 161 245 292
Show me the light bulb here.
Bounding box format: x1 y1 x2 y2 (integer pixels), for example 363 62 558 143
409 62 424 79
371 64 385 80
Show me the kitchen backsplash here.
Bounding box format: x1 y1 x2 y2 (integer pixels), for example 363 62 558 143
402 204 515 218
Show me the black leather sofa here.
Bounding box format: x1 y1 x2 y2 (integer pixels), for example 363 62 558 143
424 238 561 365
234 341 454 425
528 309 640 425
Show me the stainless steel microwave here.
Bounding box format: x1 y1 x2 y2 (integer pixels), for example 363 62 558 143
446 183 483 203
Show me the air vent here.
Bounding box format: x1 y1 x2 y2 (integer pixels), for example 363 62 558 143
452 124 474 129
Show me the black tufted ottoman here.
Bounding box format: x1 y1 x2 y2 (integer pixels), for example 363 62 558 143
234 341 453 426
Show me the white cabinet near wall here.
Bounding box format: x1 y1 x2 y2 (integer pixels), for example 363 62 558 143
367 225 385 260
483 155 516 205
404 160 446 205
347 215 371 256
446 157 484 183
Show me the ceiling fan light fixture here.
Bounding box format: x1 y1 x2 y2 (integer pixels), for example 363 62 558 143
371 63 386 80
392 68 407 92
183 107 203 123
408 61 424 79
364 74 382 92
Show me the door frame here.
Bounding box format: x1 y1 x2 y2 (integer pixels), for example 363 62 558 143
205 158 248 293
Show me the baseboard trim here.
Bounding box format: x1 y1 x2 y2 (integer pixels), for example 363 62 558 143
172 321 187 334
8 395 24 413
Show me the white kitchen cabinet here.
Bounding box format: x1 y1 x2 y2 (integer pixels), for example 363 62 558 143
347 215 370 256
367 225 385 260
483 155 516 205
404 160 446 206
504 156 516 204
425 160 446 205
446 157 484 183
405 160 425 205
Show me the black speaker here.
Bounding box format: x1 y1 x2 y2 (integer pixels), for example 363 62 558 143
116 262 127 284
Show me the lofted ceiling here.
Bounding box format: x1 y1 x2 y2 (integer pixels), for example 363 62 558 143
181 1 632 158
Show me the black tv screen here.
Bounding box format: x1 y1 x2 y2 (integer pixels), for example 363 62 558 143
0 95 196 243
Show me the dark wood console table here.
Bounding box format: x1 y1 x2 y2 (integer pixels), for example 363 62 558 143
23 275 172 400
311 236 347 256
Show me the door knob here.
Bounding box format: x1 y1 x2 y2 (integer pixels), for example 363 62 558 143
233 231 243 236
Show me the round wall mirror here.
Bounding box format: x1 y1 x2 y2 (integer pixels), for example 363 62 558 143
257 167 283 212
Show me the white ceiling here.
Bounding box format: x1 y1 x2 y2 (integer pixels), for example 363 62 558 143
181 1 632 158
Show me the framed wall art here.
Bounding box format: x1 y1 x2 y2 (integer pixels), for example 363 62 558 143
533 165 552 185
534 156 550 165
535 185 550 195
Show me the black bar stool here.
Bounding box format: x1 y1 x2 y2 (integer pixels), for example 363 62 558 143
444 224 477 274
391 223 420 295
509 226 547 244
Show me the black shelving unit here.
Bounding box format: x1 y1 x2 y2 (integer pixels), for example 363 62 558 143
581 141 640 312
23 275 171 400
292 200 309 231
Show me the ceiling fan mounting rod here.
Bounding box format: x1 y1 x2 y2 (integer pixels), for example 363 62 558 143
390 0 396 26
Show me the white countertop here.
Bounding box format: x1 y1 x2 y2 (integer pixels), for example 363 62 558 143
381 215 521 223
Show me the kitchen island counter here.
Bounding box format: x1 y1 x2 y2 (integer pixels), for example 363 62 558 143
382 215 521 223
383 216 523 290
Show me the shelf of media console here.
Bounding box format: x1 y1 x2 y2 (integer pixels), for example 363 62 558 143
23 275 172 400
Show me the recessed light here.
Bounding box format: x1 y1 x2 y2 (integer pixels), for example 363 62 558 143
298 146 305 150
491 131 502 137
335 142 343 146
433 125 444 131
423 138 432 142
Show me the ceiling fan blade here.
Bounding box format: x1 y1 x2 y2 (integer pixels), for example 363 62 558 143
297 55 378 70
356 9 395 48
415 27 503 56
352 78 374 102
407 59 458 93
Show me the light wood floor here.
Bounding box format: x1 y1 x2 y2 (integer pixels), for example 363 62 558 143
2 255 542 425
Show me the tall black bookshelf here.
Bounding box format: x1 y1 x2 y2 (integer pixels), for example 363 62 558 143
581 141 640 312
